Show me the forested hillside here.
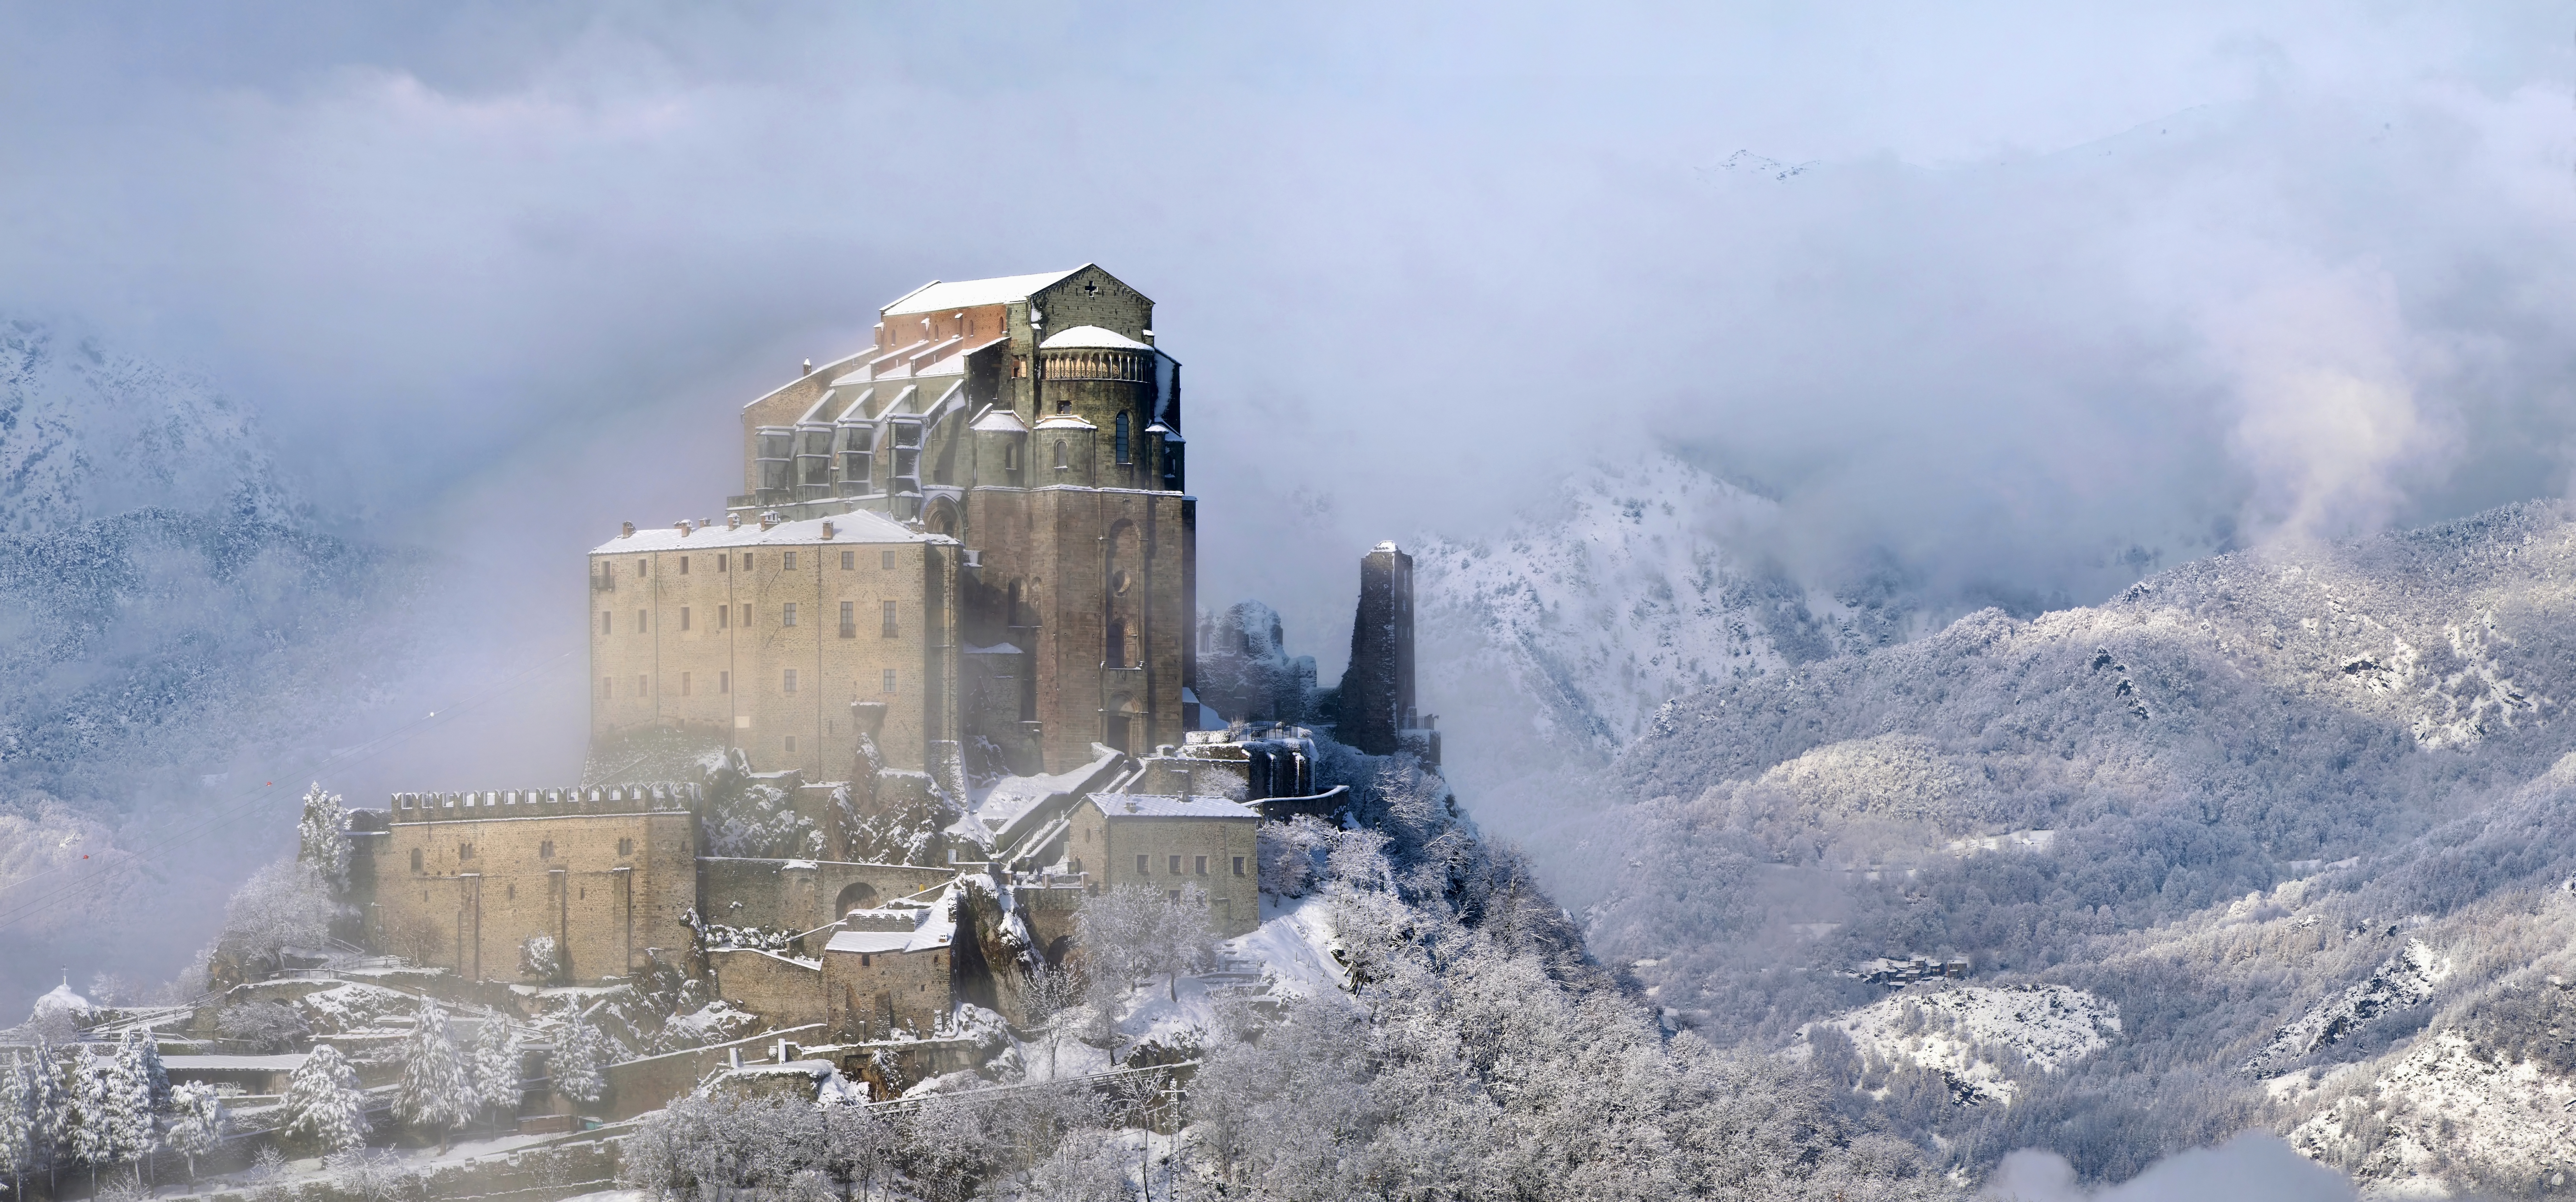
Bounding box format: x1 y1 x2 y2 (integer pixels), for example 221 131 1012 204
1588 500 2576 1192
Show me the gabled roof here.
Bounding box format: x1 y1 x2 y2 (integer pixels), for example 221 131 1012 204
971 408 1029 434
1084 793 1260 820
883 269 1086 317
1040 325 1151 351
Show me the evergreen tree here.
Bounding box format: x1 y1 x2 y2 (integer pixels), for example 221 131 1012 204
99 1033 154 1185
165 1082 225 1181
470 1017 522 1136
279 1043 370 1154
393 1004 475 1149
552 1010 609 1107
295 782 352 895
133 1031 170 1113
27 1041 68 1193
0 1052 31 1202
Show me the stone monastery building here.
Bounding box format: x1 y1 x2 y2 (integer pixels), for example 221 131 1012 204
590 265 1195 790
338 268 1396 1063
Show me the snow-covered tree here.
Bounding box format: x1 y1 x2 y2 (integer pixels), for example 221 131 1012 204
279 1043 370 1153
1075 883 1218 1004
470 1018 522 1135
218 860 335 961
27 1042 69 1192
164 1082 225 1180
102 1033 156 1184
0 1052 32 1202
69 1047 147 1190
130 1032 169 1114
393 1004 475 1148
295 783 353 896
552 1009 609 1107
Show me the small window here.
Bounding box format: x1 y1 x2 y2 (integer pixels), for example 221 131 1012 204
1169 855 1183 875
637 559 648 577
636 609 648 632
742 553 754 570
680 671 691 696
506 883 515 900
718 554 728 573
1136 854 1150 876
741 604 752 627
784 551 798 571
720 670 731 694
1115 412 1132 464
599 611 611 635
840 601 856 638
882 550 897 570
539 840 554 859
784 734 797 754
679 556 690 575
637 674 648 696
861 954 872 967
882 669 896 694
617 837 634 857
1233 856 1245 876
841 550 855 570
410 848 423 872
719 605 730 630
459 842 475 861
680 607 691 631
1054 439 1069 469
882 601 899 638
784 602 799 627
1195 856 1207 875
783 668 799 693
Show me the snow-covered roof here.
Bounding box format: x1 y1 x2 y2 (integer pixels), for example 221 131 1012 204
1040 325 1151 351
823 894 956 955
591 512 931 554
883 269 1084 317
162 1055 308 1072
1035 414 1098 431
32 982 88 1015
970 408 1028 434
824 929 912 955
1144 421 1182 443
964 642 1023 656
1086 793 1261 820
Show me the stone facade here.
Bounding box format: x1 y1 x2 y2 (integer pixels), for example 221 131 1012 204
822 909 957 1040
604 265 1197 789
1063 793 1260 938
372 787 700 985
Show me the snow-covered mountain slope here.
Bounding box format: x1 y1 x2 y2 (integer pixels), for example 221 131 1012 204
1794 984 2119 1103
1579 499 2576 1185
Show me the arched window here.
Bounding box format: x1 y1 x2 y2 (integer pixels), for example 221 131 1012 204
1114 412 1132 464
1107 618 1128 669
1053 439 1069 470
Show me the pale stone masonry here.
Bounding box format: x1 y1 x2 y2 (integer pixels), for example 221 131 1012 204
1063 792 1261 937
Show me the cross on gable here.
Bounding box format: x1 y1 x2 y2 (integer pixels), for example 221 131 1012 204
1083 281 1101 297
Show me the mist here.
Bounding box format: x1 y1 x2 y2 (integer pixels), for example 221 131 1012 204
1 0 2573 1010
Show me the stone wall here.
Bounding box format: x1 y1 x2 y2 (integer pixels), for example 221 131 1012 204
704 948 825 1028
696 858 956 933
1068 801 1260 937
822 942 954 1040
604 1023 829 1121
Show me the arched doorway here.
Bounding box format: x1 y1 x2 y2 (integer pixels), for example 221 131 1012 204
834 881 878 918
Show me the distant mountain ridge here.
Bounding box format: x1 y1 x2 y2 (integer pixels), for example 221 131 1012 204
1584 498 2576 1192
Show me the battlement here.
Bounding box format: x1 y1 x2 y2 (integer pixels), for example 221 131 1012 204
386 783 702 819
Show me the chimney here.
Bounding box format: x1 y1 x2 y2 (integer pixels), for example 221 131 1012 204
727 514 743 530
760 511 780 530
820 521 835 540
676 521 692 537
620 522 635 538
801 359 813 376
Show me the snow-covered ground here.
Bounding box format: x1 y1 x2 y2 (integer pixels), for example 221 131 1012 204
2286 1029 2576 1197
1793 985 2120 1103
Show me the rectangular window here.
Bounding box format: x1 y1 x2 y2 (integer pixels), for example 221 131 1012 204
600 611 611 635
840 601 856 638
841 550 855 570
784 551 798 570
719 604 730 630
679 556 689 575
1233 856 1245 876
636 609 648 633
617 837 633 857
783 602 798 627
882 601 898 638
783 668 798 693
743 553 754 570
784 734 797 754
680 672 691 696
741 604 752 628
459 842 475 861
539 840 554 859
410 848 423 872
637 559 648 576
1169 855 1183 875
1136 854 1150 876
882 550 897 570
720 670 731 694
882 669 896 693
1195 856 1208 875
680 607 691 631
718 554 728 573
637 674 648 695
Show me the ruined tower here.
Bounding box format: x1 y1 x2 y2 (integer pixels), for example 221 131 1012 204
1331 542 1418 756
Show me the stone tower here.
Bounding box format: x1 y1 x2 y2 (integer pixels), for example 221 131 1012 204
1332 542 1417 756
593 266 1195 785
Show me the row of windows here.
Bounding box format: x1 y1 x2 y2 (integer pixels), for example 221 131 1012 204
409 836 638 872
1130 854 1245 877
617 549 906 578
600 669 898 698
599 601 900 637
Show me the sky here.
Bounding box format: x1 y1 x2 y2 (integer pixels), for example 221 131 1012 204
1 1 2574 995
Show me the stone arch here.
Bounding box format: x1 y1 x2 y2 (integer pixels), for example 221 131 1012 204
924 497 959 538
834 881 879 917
